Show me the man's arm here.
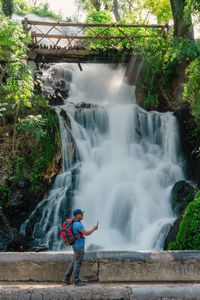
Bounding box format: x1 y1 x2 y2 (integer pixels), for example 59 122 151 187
80 224 98 236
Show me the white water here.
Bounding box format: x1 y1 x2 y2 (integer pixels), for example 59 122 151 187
20 64 184 251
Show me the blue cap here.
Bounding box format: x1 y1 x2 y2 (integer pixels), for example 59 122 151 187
73 209 85 216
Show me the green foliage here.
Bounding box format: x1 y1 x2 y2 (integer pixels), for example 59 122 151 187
142 0 172 23
183 54 200 127
86 9 114 23
184 0 200 22
14 0 63 20
14 106 60 193
0 16 33 107
137 36 200 109
14 0 29 15
85 11 158 50
143 92 159 109
0 0 14 17
30 3 63 20
0 183 11 203
85 11 114 49
0 15 60 215
168 191 200 250
76 0 172 24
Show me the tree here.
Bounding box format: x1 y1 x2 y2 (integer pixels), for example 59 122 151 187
75 0 122 20
31 0 38 6
75 0 172 23
0 0 14 17
169 0 193 38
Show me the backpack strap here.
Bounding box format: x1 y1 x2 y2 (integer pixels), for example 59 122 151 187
72 219 85 240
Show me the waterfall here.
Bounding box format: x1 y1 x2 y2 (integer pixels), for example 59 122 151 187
20 64 184 251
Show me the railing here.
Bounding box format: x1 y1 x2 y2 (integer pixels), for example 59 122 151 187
22 18 170 51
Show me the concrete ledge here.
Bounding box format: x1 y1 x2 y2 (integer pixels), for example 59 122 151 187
1 251 200 282
1 283 200 300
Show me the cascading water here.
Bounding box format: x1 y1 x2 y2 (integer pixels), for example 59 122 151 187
20 64 184 251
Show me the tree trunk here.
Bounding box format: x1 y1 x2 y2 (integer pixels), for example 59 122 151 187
170 0 194 39
91 0 101 11
113 0 121 21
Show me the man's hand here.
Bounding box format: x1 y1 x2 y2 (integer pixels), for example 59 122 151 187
81 222 98 236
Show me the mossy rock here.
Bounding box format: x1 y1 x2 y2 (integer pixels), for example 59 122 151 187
171 180 195 216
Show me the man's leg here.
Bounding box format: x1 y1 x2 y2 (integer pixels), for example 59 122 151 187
63 252 75 284
73 246 85 285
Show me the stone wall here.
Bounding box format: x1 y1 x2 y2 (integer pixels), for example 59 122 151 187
1 251 200 282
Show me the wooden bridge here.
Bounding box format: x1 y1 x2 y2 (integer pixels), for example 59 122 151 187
22 18 170 64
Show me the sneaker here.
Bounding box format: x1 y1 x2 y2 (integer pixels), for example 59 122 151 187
74 280 86 286
63 277 72 285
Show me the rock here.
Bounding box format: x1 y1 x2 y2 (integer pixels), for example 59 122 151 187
0 228 10 251
18 179 25 189
28 246 48 252
163 214 183 250
10 192 24 209
48 91 64 106
17 178 30 189
55 80 66 90
174 108 200 186
171 180 196 216
34 77 44 95
75 102 98 109
54 87 69 100
6 228 25 251
60 109 71 129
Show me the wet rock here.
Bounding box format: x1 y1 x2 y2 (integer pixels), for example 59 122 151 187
63 69 72 82
171 180 196 216
41 63 52 70
163 214 183 250
6 228 25 251
48 91 64 106
28 246 48 252
54 87 69 100
35 77 44 95
55 80 66 90
75 102 98 109
0 228 10 251
174 108 200 186
60 109 71 129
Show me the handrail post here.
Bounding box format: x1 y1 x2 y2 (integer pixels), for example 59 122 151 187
22 17 32 34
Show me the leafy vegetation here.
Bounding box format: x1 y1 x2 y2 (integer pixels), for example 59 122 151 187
0 0 14 17
168 192 200 250
0 16 60 214
14 0 65 21
183 56 200 127
76 0 172 23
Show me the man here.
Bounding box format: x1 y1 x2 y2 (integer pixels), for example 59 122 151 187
63 208 98 286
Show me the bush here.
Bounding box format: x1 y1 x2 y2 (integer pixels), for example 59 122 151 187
14 0 63 20
183 55 200 127
168 191 200 250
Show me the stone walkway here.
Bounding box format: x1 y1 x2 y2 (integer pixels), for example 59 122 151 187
1 282 200 300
